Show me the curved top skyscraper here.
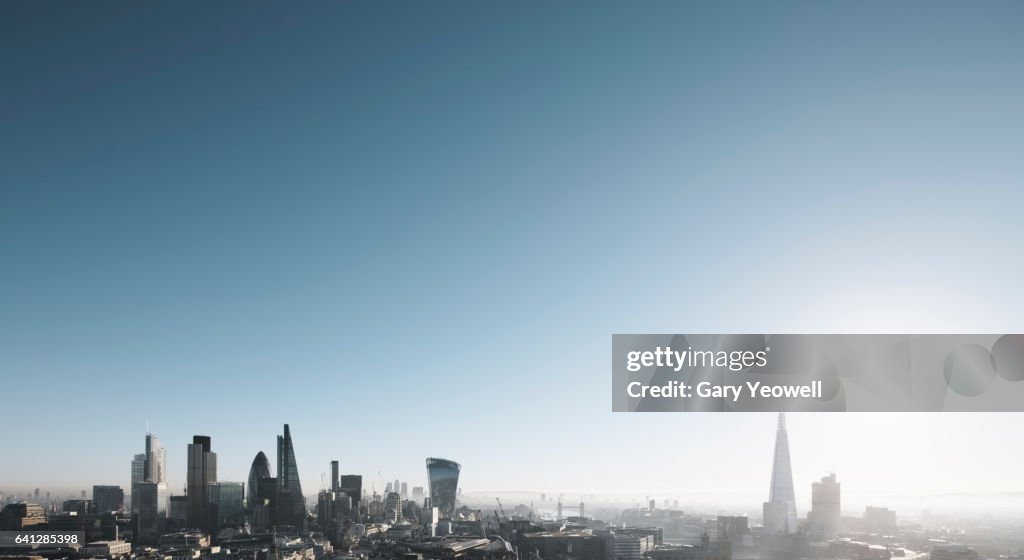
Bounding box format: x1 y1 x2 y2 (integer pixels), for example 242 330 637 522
763 413 798 534
247 451 272 505
425 457 460 519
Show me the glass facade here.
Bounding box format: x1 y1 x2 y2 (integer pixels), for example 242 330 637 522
425 457 460 519
247 451 272 506
276 424 305 530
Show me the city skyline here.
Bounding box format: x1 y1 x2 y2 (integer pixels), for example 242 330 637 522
3 0 1024 519
2 412 1021 518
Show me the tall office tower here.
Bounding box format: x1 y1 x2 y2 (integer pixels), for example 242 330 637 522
93 485 125 513
247 451 273 506
131 454 146 484
385 482 393 494
400 482 408 499
412 486 424 504
340 475 362 509
425 457 460 519
763 413 798 535
330 461 339 492
144 433 167 484
276 424 305 529
187 435 217 531
393 480 400 497
809 473 841 539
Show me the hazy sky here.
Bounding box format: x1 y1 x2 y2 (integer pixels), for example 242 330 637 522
2 2 1023 513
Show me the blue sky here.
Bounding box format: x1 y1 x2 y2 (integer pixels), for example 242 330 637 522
2 2 1023 509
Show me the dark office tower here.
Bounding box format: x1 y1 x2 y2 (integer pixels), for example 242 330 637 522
187 436 217 531
93 485 125 513
144 433 167 484
340 475 362 509
208 481 245 532
247 451 273 506
425 457 460 519
330 461 339 493
133 482 166 544
763 413 798 535
276 424 305 529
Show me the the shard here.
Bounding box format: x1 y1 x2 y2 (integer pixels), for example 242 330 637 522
762 413 798 534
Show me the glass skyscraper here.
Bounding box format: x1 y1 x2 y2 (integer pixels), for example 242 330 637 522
247 451 273 506
187 435 217 532
763 413 798 534
425 457 460 519
145 432 167 484
276 424 305 530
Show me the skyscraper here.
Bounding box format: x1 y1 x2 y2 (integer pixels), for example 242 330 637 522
762 413 797 534
809 473 841 539
145 433 167 484
340 475 362 510
187 435 217 531
247 451 273 506
131 454 146 485
425 457 460 519
276 424 305 529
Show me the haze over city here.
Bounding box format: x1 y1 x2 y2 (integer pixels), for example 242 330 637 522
3 0 1023 524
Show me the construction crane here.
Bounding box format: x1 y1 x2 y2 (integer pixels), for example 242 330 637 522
496 497 506 519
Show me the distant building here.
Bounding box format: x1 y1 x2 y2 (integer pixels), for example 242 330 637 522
425 457 460 519
0 502 47 529
63 499 95 515
518 531 609 560
341 475 362 510
705 516 748 544
931 545 980 560
187 435 217 531
648 542 731 560
83 540 131 558
809 474 840 539
384 492 402 523
412 486 425 504
612 532 655 560
762 413 797 535
93 485 125 513
863 506 896 533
